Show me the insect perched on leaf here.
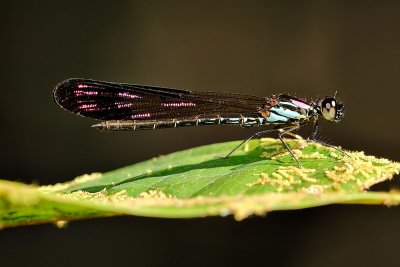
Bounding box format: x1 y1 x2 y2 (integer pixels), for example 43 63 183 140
53 78 346 167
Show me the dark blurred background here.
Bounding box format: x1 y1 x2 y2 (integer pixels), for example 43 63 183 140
1 1 400 266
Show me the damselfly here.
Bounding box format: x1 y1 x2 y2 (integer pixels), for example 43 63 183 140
53 79 346 167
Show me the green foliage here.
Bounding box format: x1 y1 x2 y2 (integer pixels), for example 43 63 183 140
1 139 399 228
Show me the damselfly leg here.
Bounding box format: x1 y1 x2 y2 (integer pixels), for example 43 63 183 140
224 128 280 158
306 121 350 157
225 125 304 168
277 126 302 167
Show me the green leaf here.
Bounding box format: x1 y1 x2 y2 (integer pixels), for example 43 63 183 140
1 138 400 228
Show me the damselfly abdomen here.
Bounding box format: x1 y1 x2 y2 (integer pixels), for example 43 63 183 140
53 78 345 167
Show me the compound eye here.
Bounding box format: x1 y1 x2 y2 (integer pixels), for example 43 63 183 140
321 98 337 121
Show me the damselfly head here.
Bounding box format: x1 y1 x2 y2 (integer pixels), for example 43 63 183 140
316 97 345 123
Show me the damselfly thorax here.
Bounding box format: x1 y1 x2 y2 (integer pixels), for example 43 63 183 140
53 79 346 167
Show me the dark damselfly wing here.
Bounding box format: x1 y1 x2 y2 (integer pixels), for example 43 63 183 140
53 79 265 120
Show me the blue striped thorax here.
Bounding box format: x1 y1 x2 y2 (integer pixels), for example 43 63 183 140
260 94 313 124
